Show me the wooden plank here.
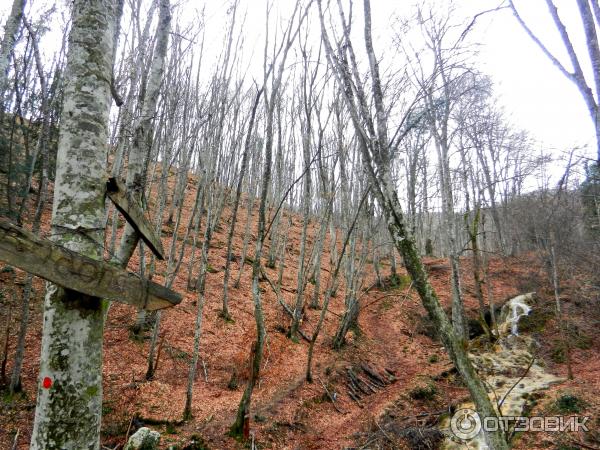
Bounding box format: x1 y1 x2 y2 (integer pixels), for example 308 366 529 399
106 177 165 260
0 218 181 311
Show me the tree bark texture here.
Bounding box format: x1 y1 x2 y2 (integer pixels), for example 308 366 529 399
30 1 117 448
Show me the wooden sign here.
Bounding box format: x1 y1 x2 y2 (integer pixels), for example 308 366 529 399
0 218 181 311
106 177 165 260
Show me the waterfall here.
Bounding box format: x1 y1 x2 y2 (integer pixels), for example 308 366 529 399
441 292 564 449
499 292 533 336
505 295 532 335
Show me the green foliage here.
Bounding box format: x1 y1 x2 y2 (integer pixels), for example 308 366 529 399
165 422 177 434
381 273 411 291
554 393 586 414
428 354 439 364
409 380 437 401
0 265 15 274
101 400 114 415
518 309 551 333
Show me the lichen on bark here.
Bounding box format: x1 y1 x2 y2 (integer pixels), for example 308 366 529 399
30 1 118 449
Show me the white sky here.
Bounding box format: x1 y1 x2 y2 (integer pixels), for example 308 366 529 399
1 0 596 163
176 0 598 164
464 0 595 160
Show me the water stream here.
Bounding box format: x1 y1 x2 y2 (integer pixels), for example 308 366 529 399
441 293 564 449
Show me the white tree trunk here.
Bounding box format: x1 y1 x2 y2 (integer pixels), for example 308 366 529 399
30 1 117 449
0 0 25 101
116 0 170 265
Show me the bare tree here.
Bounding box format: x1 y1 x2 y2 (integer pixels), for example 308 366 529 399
0 0 26 104
9 14 62 394
230 0 309 438
509 0 600 163
317 1 508 448
30 1 119 447
115 0 171 266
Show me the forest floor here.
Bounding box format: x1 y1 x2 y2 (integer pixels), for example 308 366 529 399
1 170 599 449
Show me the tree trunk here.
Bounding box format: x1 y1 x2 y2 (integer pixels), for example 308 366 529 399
115 0 170 266
222 88 262 319
30 1 118 447
183 211 212 419
0 0 26 103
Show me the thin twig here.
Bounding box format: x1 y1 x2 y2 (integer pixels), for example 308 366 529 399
11 429 19 450
124 415 134 445
374 418 393 443
498 357 536 414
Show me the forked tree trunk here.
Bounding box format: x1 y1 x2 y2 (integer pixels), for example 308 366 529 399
30 1 118 448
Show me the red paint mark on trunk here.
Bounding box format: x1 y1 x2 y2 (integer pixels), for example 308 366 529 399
42 377 52 389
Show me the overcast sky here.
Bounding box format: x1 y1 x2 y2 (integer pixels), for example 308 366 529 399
2 0 596 164
463 0 595 161
196 0 596 161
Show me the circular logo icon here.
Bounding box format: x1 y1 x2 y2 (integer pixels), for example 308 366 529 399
450 408 481 440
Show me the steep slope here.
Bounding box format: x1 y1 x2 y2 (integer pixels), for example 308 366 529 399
1 171 598 450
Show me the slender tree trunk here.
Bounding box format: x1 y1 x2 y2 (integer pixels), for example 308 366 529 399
467 208 493 340
0 0 26 103
183 211 212 419
230 2 307 435
222 88 262 320
10 133 49 394
307 189 369 381
309 202 331 308
481 213 499 337
16 18 49 223
550 244 573 379
115 0 170 266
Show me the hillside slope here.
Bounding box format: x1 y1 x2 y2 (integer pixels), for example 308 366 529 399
0 173 598 450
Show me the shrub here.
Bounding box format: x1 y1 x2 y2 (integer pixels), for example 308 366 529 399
409 381 437 401
554 394 586 414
